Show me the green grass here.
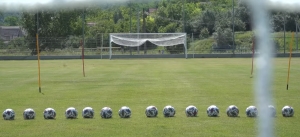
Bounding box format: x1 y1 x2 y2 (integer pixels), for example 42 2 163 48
0 58 299 137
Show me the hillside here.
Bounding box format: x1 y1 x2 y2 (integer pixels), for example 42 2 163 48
189 31 299 53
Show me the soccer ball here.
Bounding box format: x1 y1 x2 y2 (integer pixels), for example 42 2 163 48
82 107 94 118
163 105 176 117
2 109 15 120
145 106 158 117
100 107 113 119
118 106 131 118
207 105 219 117
246 106 258 117
226 105 239 117
185 105 198 117
23 108 35 120
282 106 294 117
43 108 56 119
65 107 78 119
268 105 276 117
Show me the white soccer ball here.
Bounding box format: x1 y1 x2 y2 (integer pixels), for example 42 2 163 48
2 109 15 120
145 106 158 117
282 105 294 117
65 107 78 119
82 107 94 118
100 107 113 119
43 108 56 119
246 106 258 117
268 105 276 117
118 106 131 118
163 105 176 117
226 105 239 117
207 105 219 117
23 108 35 120
185 105 198 117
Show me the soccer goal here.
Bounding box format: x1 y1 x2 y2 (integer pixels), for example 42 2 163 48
109 33 187 59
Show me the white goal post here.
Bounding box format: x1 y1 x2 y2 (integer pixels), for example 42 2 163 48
109 33 187 59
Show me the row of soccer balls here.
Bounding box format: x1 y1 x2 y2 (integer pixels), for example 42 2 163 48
2 105 294 120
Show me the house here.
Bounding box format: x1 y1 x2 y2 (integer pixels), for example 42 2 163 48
149 8 157 14
0 26 25 43
87 22 96 27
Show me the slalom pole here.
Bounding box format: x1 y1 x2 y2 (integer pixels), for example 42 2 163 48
36 11 41 93
36 33 41 93
81 40 85 77
286 32 294 90
251 37 255 77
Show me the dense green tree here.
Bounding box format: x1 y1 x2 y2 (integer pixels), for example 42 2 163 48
199 27 209 39
4 16 20 26
0 11 3 25
212 27 233 50
0 39 5 49
22 10 84 50
191 9 216 35
235 0 251 31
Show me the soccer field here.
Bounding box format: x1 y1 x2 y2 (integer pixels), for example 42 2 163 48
0 58 299 137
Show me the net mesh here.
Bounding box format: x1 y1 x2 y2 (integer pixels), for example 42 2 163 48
110 33 186 47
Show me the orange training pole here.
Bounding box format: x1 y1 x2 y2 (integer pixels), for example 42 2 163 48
36 33 41 93
251 37 255 77
286 32 294 90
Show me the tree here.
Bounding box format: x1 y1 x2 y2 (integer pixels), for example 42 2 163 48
212 27 233 51
0 11 3 25
235 0 252 31
22 10 84 50
4 16 20 26
199 27 209 39
191 9 216 35
0 39 5 49
270 12 300 32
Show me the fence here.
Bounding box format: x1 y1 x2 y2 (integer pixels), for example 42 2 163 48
0 34 299 56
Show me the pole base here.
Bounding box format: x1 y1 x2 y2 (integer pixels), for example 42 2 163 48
39 87 41 93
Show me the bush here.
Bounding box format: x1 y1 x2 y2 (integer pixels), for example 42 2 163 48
199 28 209 39
6 37 28 50
0 39 5 49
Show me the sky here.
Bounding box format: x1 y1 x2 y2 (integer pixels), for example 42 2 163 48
0 0 130 11
269 0 300 4
1 0 300 11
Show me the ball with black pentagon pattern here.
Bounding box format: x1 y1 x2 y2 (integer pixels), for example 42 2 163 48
185 105 198 117
101 107 113 119
65 107 78 119
246 106 258 117
207 105 219 117
145 106 158 117
282 105 294 117
82 107 94 118
163 105 176 117
118 106 131 118
23 108 35 120
43 108 56 119
3 109 15 120
226 105 239 117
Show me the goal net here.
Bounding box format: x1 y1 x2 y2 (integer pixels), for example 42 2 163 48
109 33 187 59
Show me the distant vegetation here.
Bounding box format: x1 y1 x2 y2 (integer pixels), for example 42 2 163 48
1 0 300 54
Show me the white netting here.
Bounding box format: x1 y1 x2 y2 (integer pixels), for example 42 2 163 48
110 33 186 47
